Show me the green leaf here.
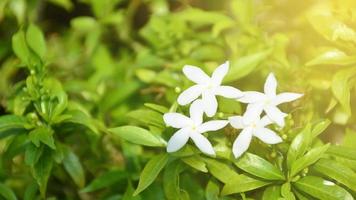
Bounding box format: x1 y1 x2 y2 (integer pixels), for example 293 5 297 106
326 145 356 160
32 147 53 198
311 119 331 138
294 176 353 200
48 0 73 11
313 158 356 191
26 24 46 59
144 103 169 114
331 67 356 116
81 170 127 193
0 115 26 139
306 49 356 66
262 185 281 200
12 30 31 64
134 154 169 196
281 182 296 200
24 182 38 200
205 180 220 200
181 155 208 173
25 143 43 166
63 148 85 188
290 144 330 177
127 109 165 129
109 125 165 147
28 127 56 149
163 161 185 200
0 115 26 130
71 16 97 32
221 174 271 195
224 49 272 83
0 183 17 200
234 153 284 180
287 124 312 169
64 109 99 134
204 158 239 183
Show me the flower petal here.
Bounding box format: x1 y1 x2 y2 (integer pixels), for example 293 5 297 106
177 85 203 105
183 65 211 84
190 133 215 156
264 106 287 127
211 61 229 85
232 128 253 158
163 113 191 128
254 128 282 144
202 91 218 117
243 104 263 124
274 92 303 105
166 128 190 152
215 86 243 98
229 116 244 129
190 99 204 125
264 73 277 97
197 120 228 133
238 91 266 103
259 115 273 127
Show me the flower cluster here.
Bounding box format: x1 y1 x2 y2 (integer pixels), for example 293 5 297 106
163 62 302 158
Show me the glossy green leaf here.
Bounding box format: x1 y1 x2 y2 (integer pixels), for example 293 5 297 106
234 153 284 180
224 49 272 83
326 145 356 160
32 147 53 198
204 158 239 183
127 109 165 129
313 158 356 191
290 144 330 177
0 183 17 200
12 30 31 64
163 161 185 200
109 125 165 147
331 67 356 116
294 176 353 200
221 174 271 195
134 154 168 196
262 185 281 200
144 103 169 114
63 148 85 188
81 170 127 193
182 155 208 173
287 124 312 169
205 180 220 200
28 127 56 149
306 49 356 66
26 24 46 59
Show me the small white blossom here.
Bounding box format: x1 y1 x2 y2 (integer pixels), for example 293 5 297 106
238 73 303 127
229 109 282 158
177 61 243 117
163 100 228 156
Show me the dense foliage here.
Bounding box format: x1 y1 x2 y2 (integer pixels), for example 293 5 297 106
1 0 356 199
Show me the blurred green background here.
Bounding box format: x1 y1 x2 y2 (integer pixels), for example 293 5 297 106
1 0 356 199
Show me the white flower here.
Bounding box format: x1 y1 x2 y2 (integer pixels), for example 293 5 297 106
229 109 282 158
238 73 303 127
163 100 228 156
177 61 243 117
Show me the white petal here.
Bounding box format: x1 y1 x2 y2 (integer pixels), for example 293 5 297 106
190 99 204 125
183 65 211 84
264 106 287 127
259 115 273 127
274 92 303 105
238 91 266 103
264 73 277 97
211 61 229 85
197 120 228 133
177 85 203 105
202 91 218 117
232 128 253 158
243 104 263 124
163 113 191 128
190 133 216 156
166 128 190 152
215 86 243 98
228 116 244 129
253 128 282 144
